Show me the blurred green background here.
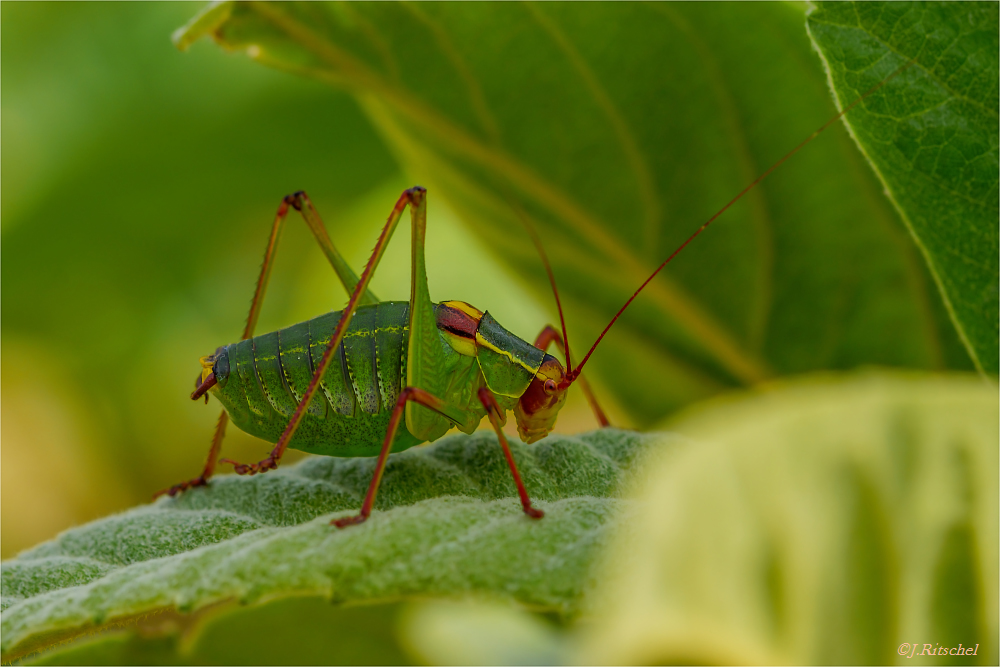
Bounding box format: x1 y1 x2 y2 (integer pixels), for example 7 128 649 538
2 3 996 665
1 2 987 560
1 2 590 557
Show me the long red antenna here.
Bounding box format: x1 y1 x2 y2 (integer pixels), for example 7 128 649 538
505 196 574 373
567 58 917 384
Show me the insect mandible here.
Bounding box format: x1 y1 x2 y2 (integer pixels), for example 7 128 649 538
158 60 914 528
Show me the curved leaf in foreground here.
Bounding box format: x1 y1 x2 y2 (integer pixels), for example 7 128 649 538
586 373 998 665
1 429 660 662
808 2 1000 374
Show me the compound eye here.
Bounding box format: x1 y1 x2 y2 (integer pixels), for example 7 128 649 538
543 379 557 394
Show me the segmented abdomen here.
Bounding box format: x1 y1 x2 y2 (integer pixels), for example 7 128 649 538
218 301 417 457
248 300 408 418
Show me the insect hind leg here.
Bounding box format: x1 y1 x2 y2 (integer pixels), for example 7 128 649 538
157 190 376 498
333 386 454 528
284 191 379 305
220 187 424 483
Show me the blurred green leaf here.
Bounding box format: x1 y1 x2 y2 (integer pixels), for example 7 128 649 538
1 430 661 662
585 373 998 665
400 599 565 666
179 1 974 425
807 2 999 375
27 598 413 666
172 0 233 51
0 2 401 510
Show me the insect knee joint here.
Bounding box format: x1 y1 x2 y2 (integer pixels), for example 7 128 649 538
404 185 426 204
285 191 307 211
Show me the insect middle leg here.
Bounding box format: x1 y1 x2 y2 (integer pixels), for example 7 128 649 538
156 191 378 498
331 386 543 528
534 325 610 427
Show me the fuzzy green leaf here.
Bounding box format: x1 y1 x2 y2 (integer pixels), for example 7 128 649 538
1 430 660 662
586 373 998 665
175 2 975 425
807 2 1000 374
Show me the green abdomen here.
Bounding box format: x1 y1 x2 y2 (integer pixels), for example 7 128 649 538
212 301 421 457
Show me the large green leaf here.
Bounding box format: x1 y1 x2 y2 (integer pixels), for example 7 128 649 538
0 430 659 662
584 373 998 665
807 2 999 374
177 1 974 425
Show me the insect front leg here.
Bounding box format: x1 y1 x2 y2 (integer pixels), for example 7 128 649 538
156 191 380 498
534 325 610 427
477 387 545 519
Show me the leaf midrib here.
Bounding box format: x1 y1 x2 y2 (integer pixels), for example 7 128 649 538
245 1 772 385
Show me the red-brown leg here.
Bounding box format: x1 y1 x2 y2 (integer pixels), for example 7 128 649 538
155 194 296 497
155 411 229 498
534 325 610 427
478 387 544 519
332 386 449 528
222 188 423 478
157 191 380 498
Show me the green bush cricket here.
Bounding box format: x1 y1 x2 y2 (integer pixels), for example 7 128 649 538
160 60 915 528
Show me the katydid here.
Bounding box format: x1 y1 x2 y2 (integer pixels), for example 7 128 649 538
159 59 914 528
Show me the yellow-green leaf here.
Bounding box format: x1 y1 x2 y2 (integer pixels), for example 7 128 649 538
586 373 998 665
